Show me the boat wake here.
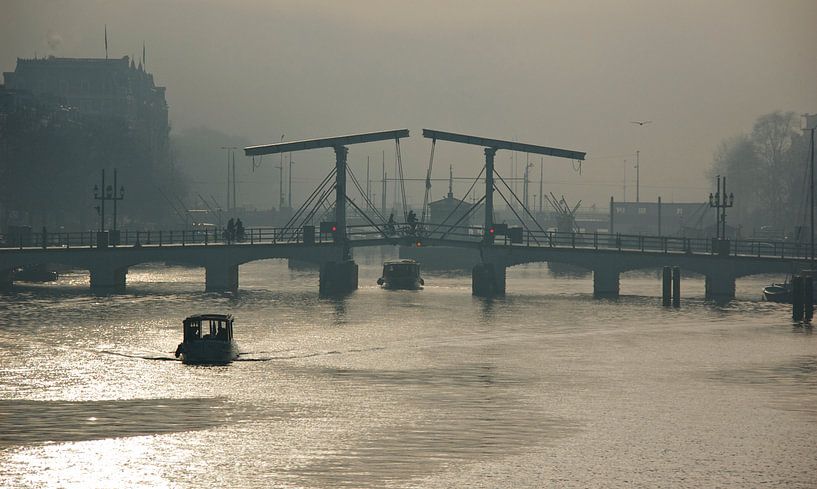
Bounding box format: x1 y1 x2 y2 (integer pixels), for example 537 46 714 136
97 349 179 361
96 346 386 363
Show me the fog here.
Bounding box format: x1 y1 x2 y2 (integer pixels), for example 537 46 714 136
3 0 816 211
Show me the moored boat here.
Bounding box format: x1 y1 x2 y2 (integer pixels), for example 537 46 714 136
762 282 791 303
174 314 239 364
377 259 424 290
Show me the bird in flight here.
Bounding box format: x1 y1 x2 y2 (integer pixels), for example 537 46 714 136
630 120 652 126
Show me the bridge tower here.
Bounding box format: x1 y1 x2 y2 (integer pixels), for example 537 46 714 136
422 129 586 296
245 129 409 294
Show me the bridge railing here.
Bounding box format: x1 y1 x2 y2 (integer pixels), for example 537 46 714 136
1 224 812 261
495 229 811 260
0 227 325 249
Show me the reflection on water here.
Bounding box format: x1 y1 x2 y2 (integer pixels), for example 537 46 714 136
0 257 815 488
0 398 229 446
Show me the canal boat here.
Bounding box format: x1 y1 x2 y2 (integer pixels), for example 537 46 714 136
14 265 58 282
174 314 239 364
762 270 817 303
377 259 424 290
762 282 791 303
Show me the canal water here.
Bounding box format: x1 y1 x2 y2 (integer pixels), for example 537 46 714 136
0 248 815 488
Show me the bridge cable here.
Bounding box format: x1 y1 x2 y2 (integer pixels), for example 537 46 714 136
395 139 409 221
429 165 486 237
493 184 541 246
439 195 487 240
421 138 436 223
297 184 337 232
280 168 337 237
281 172 336 240
494 172 550 245
281 167 335 230
345 196 387 240
346 164 388 224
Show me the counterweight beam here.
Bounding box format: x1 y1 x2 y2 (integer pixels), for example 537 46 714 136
244 129 410 156
421 129 585 161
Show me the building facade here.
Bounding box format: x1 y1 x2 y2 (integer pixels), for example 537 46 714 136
609 199 717 237
3 55 169 168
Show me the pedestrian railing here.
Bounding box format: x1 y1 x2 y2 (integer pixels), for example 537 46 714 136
0 224 811 261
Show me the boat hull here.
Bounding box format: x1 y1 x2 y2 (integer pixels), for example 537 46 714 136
762 286 791 303
381 278 423 290
178 340 239 364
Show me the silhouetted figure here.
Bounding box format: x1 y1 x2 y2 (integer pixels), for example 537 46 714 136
41 226 47 249
235 218 245 242
386 213 396 235
407 210 418 234
226 218 236 242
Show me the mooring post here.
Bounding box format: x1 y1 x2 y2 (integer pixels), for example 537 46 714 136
792 275 805 322
672 266 681 308
805 275 814 323
662 266 671 307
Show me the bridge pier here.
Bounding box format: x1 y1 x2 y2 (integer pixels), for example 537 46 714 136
319 260 358 295
593 267 620 297
205 263 239 293
0 268 13 291
89 265 127 292
705 272 736 301
472 263 506 297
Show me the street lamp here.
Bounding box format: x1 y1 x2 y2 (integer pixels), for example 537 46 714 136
630 120 652 202
288 153 295 210
279 134 285 210
93 168 125 239
708 174 733 242
803 113 817 266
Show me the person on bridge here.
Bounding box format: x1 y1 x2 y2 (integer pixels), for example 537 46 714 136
386 213 396 236
407 210 418 235
226 218 235 243
235 218 245 242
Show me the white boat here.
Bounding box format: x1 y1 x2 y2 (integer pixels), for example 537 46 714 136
377 259 424 290
174 314 239 364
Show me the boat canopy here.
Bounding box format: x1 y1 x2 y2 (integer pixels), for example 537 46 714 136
183 314 233 342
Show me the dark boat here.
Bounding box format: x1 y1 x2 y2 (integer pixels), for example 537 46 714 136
762 270 817 303
14 265 58 282
174 314 239 364
377 259 424 290
762 282 791 303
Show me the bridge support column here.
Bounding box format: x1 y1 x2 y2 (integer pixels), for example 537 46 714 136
319 260 358 295
205 264 239 292
472 263 506 297
89 265 127 292
705 272 735 301
593 268 620 297
0 268 13 291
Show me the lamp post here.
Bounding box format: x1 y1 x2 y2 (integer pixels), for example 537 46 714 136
630 120 652 202
93 168 124 244
803 114 817 267
708 174 734 242
288 153 294 210
220 146 238 213
279 134 285 210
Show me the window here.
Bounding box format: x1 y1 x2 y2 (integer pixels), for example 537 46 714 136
676 208 684 216
638 207 647 215
615 207 626 214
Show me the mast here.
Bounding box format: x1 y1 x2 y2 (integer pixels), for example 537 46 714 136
448 164 453 199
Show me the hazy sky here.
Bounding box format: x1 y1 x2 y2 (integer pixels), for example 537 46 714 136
3 0 816 209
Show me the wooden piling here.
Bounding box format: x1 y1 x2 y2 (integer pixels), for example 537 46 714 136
662 266 671 307
805 276 814 323
792 275 805 322
671 266 681 308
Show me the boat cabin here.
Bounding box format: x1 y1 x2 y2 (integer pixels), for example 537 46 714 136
378 259 424 289
383 259 420 278
183 314 233 343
